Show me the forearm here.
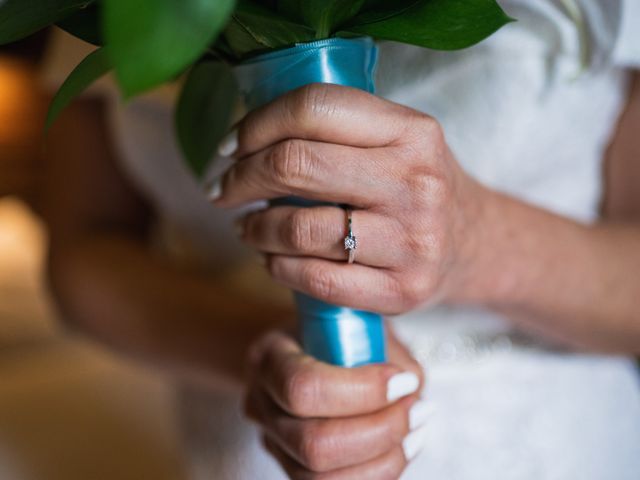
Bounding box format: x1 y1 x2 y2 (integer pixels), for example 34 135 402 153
456 191 640 352
48 232 293 384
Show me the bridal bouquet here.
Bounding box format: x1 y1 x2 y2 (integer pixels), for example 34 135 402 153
0 0 511 174
0 0 511 367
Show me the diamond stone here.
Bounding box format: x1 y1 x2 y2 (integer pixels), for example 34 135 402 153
344 234 357 251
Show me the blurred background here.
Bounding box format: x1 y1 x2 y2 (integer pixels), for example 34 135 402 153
0 31 189 480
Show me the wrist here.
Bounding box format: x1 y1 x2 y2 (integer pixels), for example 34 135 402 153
442 182 515 306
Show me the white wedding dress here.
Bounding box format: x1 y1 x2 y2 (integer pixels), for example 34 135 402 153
49 0 640 478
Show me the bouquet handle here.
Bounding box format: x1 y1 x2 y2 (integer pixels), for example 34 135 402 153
235 38 386 367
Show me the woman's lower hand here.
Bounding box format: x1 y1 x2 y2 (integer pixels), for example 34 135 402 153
244 329 430 479
213 83 488 313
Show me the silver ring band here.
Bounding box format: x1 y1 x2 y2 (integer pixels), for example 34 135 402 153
343 209 357 264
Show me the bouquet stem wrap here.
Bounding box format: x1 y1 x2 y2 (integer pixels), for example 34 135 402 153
235 37 386 367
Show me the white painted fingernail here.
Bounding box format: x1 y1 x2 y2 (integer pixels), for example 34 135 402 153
207 177 223 201
218 129 239 157
402 424 428 461
408 401 434 430
387 372 420 402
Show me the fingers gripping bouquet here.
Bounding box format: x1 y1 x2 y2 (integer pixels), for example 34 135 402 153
0 0 511 367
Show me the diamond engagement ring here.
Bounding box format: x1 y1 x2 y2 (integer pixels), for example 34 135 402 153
343 208 357 264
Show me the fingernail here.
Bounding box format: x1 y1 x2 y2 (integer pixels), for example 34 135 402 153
402 424 428 461
207 177 223 202
218 129 239 157
387 372 420 402
408 401 434 431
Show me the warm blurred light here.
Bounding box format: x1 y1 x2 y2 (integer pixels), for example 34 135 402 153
0 197 56 344
0 56 44 145
0 55 47 199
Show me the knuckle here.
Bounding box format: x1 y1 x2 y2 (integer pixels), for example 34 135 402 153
266 254 282 279
265 143 287 184
291 83 333 125
303 263 337 301
266 141 293 185
426 116 445 142
298 423 332 472
401 210 448 262
400 274 436 311
426 174 450 207
404 113 446 161
285 209 315 252
269 139 316 188
413 112 443 143
383 449 409 479
404 225 435 258
283 363 318 416
406 168 450 208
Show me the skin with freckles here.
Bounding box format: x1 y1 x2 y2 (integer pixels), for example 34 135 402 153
213 77 640 477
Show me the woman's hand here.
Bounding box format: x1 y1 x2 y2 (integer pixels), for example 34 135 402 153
244 329 430 479
213 83 488 314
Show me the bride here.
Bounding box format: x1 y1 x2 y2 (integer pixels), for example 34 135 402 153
44 1 640 478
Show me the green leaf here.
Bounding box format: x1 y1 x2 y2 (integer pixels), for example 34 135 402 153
346 0 514 51
278 0 367 38
223 16 266 58
176 61 239 177
45 47 111 130
251 0 278 9
349 0 419 26
361 0 401 10
104 0 235 97
0 0 94 44
212 35 237 61
224 0 315 59
56 2 102 45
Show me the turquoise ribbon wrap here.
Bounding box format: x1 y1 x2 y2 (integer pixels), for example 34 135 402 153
235 37 386 367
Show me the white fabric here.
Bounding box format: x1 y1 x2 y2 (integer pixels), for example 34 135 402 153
615 0 640 67
47 0 640 478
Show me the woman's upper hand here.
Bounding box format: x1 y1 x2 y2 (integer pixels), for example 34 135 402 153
244 329 430 479
212 83 487 314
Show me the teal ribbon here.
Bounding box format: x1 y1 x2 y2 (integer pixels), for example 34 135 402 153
235 37 378 110
235 37 386 367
